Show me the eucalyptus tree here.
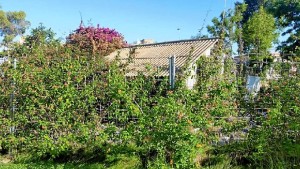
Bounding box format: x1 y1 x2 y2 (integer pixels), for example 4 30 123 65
206 3 247 56
206 9 234 55
0 10 30 48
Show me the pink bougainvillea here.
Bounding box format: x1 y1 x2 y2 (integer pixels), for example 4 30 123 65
66 22 127 56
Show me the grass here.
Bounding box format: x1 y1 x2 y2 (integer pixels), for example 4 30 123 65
0 154 141 169
2 150 295 169
0 162 105 169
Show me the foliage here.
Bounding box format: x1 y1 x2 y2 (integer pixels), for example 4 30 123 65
225 63 300 168
191 34 208 40
242 0 266 24
243 7 278 60
11 24 61 58
1 23 300 169
207 10 234 55
0 26 113 161
206 3 247 55
66 22 127 57
0 25 241 168
231 2 247 55
23 24 59 47
241 0 300 59
0 10 30 47
268 0 300 59
206 0 300 59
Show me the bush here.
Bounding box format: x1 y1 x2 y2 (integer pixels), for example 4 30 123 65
66 23 127 57
1 25 300 168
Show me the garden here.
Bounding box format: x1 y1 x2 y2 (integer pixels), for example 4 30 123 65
0 0 300 168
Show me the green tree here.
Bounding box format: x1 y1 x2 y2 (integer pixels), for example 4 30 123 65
231 2 247 55
233 0 269 55
206 3 247 56
207 10 234 55
243 7 278 60
269 0 300 59
0 10 30 47
25 24 59 47
242 0 266 24
11 24 61 58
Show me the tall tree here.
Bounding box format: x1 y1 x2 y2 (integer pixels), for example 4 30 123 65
206 3 247 56
207 9 234 55
243 7 278 60
269 0 300 59
242 0 266 24
0 10 30 47
235 0 267 55
231 2 247 55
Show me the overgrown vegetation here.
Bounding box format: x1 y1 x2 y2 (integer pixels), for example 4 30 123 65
1 26 299 168
0 1 300 168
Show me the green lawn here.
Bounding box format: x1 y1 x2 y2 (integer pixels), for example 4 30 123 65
0 154 140 169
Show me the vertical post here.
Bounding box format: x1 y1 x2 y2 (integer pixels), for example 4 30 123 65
10 58 16 133
169 55 176 89
9 58 16 155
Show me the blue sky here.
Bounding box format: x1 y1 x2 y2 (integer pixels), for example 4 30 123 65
1 0 235 44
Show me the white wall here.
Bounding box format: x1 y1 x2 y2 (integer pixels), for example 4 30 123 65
186 62 197 89
185 48 212 89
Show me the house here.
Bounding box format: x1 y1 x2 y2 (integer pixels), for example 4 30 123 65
132 39 156 45
0 57 8 75
0 57 8 65
106 38 219 89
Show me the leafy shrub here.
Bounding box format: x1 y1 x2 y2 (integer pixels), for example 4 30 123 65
1 25 300 169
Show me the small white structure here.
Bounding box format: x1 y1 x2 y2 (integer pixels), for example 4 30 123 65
246 75 261 96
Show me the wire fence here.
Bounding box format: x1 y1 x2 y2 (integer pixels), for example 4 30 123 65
0 56 299 146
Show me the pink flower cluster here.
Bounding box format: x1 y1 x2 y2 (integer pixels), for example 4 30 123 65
67 23 127 56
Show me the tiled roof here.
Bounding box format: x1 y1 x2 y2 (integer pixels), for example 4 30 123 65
106 38 218 76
